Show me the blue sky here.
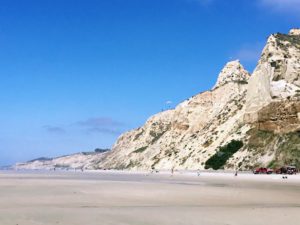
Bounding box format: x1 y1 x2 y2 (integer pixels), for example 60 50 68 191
0 0 299 166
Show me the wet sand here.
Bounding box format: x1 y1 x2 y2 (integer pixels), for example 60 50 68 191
0 170 299 225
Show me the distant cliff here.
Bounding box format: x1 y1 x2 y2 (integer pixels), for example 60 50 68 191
15 150 109 170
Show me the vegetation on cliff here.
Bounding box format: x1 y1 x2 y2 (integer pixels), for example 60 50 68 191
205 140 243 170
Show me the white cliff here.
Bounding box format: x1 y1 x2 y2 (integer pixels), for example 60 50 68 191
245 29 300 121
99 29 300 171
15 151 108 170
16 29 300 171
99 61 250 170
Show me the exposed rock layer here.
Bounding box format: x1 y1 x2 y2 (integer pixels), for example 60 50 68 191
254 100 300 134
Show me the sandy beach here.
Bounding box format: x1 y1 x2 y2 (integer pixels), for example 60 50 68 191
0 170 300 225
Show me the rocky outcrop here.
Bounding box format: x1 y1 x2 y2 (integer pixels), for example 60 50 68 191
245 29 300 122
213 60 250 89
253 100 300 134
289 28 300 36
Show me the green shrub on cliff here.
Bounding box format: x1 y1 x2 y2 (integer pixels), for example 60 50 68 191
205 140 243 170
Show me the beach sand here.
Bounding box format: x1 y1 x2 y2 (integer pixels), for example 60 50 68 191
0 170 299 225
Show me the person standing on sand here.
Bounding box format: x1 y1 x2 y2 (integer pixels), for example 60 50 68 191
171 167 174 177
197 169 201 177
150 167 154 174
235 170 238 177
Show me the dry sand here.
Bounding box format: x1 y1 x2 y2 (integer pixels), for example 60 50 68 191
0 170 299 225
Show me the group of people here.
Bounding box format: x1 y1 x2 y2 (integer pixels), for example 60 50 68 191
148 168 240 177
170 169 238 177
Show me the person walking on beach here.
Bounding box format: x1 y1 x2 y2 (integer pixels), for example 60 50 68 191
171 167 174 177
150 167 154 174
235 170 238 177
197 169 201 177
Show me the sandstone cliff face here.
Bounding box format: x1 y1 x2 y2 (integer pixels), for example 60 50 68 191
245 30 300 123
16 29 300 171
232 29 300 169
98 61 250 170
252 101 300 134
100 29 300 171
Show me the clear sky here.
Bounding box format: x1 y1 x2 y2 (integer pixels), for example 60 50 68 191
0 0 299 166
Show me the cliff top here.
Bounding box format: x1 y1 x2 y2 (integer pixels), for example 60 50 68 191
213 60 250 89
